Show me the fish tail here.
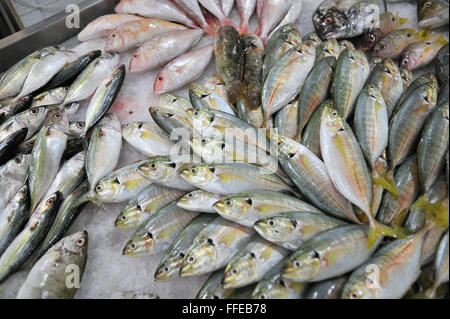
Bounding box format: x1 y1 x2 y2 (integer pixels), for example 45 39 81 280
222 18 237 29
84 192 106 211
372 170 398 198
203 24 217 37
434 35 448 46
395 12 409 26
240 24 249 35
410 195 449 228
415 28 432 41
368 218 408 249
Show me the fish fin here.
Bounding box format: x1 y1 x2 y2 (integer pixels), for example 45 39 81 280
411 195 449 228
368 220 408 249
372 171 398 198
85 193 106 211
391 208 410 228
395 12 409 26
240 24 249 35
415 28 432 41
434 35 448 46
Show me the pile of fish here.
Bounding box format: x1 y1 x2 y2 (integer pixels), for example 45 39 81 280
0 0 449 299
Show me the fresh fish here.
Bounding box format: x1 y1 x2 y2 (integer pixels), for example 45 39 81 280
122 122 173 157
115 0 197 28
372 29 432 59
154 215 216 281
94 160 152 204
17 231 88 299
31 87 68 108
222 236 289 288
400 35 448 71
305 276 347 299
62 53 120 105
361 12 408 51
77 14 143 41
37 181 89 257
277 135 358 223
332 49 370 119
198 0 232 27
301 100 328 158
214 27 244 105
237 0 257 34
0 192 61 283
180 217 255 276
154 45 214 94
0 153 30 211
262 41 316 127
0 185 30 256
213 190 322 227
196 269 237 299
254 211 347 250
138 156 196 191
269 1 303 38
189 83 236 115
123 202 199 257
251 257 308 299
366 58 404 117
436 44 449 85
0 96 31 125
177 190 222 213
388 80 438 169
274 101 298 139
417 0 449 29
313 0 382 40
0 107 48 143
84 65 125 136
115 185 186 229
257 0 292 44
296 56 336 140
179 162 295 195
0 47 56 100
282 226 381 283
172 0 212 33
0 128 27 165
29 113 69 212
129 29 203 73
425 231 449 298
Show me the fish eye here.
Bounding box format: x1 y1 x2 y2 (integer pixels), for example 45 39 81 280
77 122 85 128
121 215 126 220
369 34 376 42
332 111 338 117
164 267 169 272
150 163 157 170
378 43 386 50
76 238 86 247
188 193 193 197
194 111 199 116
268 219 275 226
201 138 206 143
324 17 333 25
46 197 55 206
232 268 238 274
188 256 195 264
225 200 232 206
402 58 409 65
27 140 35 147
112 33 116 38
350 291 360 299
424 1 432 7
96 185 103 192
133 54 138 58
191 168 197 174
54 113 62 119
259 294 267 299
31 108 38 115
130 243 136 249
158 77 163 81
294 261 300 268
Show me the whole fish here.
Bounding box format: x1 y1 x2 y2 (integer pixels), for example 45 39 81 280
179 162 295 195
129 29 203 73
0 47 56 100
31 87 68 108
0 128 27 165
313 0 382 40
138 156 196 191
29 113 69 212
122 122 173 157
214 27 244 105
237 0 257 34
377 155 420 226
86 113 122 193
301 100 328 158
115 185 186 229
177 190 223 213
0 153 30 211
37 181 89 257
105 19 189 53
372 29 431 59
251 257 308 299
189 83 236 115
342 230 428 299
418 102 449 194
257 0 292 44
62 53 120 105
0 185 30 255
180 217 255 277
213 190 322 227
332 48 370 120
123 202 199 257
172 0 212 33
417 0 449 29
77 14 143 41
400 35 448 71
277 135 358 223
388 81 438 169
0 107 48 144
282 226 381 283
254 211 347 250
366 58 404 117
269 1 303 38
305 276 347 299
361 12 408 51
222 236 289 288
94 160 152 204
84 65 125 136
0 96 31 125
425 231 449 298
196 270 237 299
274 101 298 139
198 0 232 27
154 45 214 94
296 56 336 140
436 44 449 85
154 215 216 281
0 192 61 283
17 231 88 299
16 50 77 100
115 0 197 28
262 41 316 127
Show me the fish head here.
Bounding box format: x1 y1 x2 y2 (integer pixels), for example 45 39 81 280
189 83 211 101
365 84 384 104
190 136 225 161
276 135 300 160
361 29 383 51
213 194 252 220
129 50 145 72
186 108 214 131
115 203 141 229
222 254 255 289
61 231 88 256
282 250 321 282
177 190 206 210
303 32 322 46
418 0 446 28
105 30 125 53
154 254 183 282
320 105 346 139
341 279 375 299
180 239 216 277
400 68 412 87
298 40 318 57
159 93 191 112
69 121 86 136
254 215 296 242
316 39 340 59
375 152 389 176
31 192 61 225
382 58 401 77
123 231 155 257
60 102 80 116
179 164 216 187
94 177 120 200
103 52 120 69
422 82 438 107
138 157 176 182
313 8 349 40
399 51 417 70
153 71 166 94
99 113 121 131
25 106 48 124
339 40 355 51
47 112 69 133
371 38 391 58
284 29 303 47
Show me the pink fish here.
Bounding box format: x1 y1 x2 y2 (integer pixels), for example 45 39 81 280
77 14 143 42
257 0 292 45
198 0 236 27
269 0 302 38
172 0 215 35
236 0 256 34
222 0 235 17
